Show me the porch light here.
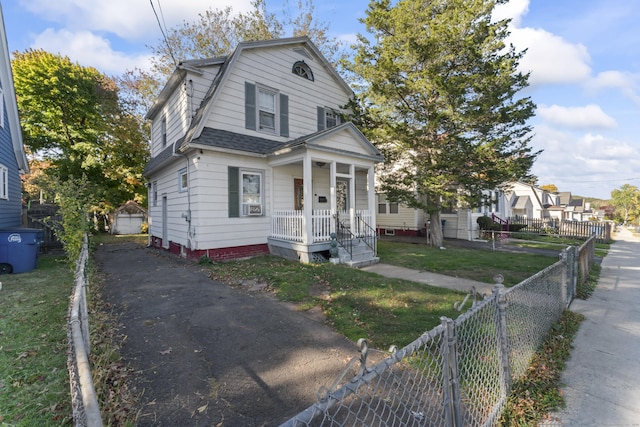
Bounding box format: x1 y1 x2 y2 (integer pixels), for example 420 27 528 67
315 162 326 167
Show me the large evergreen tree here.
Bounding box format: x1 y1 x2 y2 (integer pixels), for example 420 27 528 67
348 0 539 246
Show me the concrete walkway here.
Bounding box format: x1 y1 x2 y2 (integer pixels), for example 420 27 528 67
360 263 495 295
543 227 640 425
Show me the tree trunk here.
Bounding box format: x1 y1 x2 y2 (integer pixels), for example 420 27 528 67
428 211 443 247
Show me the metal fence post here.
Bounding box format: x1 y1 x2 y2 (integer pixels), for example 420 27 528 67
492 277 512 399
440 316 462 427
559 249 569 307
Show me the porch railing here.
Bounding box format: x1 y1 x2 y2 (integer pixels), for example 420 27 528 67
271 210 374 244
271 209 335 243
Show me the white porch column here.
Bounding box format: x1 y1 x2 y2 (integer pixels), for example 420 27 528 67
349 164 356 230
330 161 337 234
368 165 376 228
303 155 313 244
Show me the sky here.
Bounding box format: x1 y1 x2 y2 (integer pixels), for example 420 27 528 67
1 0 639 200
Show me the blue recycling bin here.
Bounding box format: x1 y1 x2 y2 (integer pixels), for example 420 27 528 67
0 228 44 274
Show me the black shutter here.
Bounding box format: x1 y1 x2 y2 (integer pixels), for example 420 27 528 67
228 166 239 218
317 106 325 131
245 82 256 130
280 94 289 137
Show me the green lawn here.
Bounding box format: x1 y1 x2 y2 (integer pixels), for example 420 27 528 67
201 240 559 348
377 240 558 286
0 255 73 426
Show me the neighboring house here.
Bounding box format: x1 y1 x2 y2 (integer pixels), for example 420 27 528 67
0 3 29 228
110 201 147 235
503 182 559 220
143 37 383 265
376 189 510 241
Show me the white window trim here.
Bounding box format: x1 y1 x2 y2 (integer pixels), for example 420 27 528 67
152 181 158 206
257 85 279 135
324 107 340 129
178 168 188 192
161 115 167 146
241 169 264 217
0 164 8 200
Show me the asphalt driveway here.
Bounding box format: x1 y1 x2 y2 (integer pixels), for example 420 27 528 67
95 242 358 426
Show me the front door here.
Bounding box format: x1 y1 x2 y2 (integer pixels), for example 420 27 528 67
336 179 349 212
294 178 304 210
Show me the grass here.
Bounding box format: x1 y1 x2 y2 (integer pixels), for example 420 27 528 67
201 255 463 349
0 233 596 425
499 311 585 426
0 255 73 426
377 240 558 286
506 235 610 259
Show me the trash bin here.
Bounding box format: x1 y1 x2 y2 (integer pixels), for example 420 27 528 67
0 228 44 274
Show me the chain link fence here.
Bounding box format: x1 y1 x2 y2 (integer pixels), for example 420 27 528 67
67 235 103 427
281 237 596 427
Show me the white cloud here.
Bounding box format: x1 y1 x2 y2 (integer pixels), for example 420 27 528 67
492 0 529 27
588 71 640 105
32 28 152 75
16 0 255 74
19 0 253 41
538 104 617 130
494 0 591 86
509 27 591 85
529 125 640 198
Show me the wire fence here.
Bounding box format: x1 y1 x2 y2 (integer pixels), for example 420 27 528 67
281 237 596 427
66 234 103 427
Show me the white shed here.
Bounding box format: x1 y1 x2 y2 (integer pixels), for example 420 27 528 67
111 201 147 235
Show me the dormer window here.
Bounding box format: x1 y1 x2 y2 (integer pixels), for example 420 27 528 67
292 61 314 81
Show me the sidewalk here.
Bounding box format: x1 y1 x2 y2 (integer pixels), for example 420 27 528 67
360 263 495 295
543 227 640 425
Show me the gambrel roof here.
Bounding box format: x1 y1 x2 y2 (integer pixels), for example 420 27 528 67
143 36 382 176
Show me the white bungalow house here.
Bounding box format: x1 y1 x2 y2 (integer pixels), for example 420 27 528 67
503 182 560 219
143 37 383 266
0 3 29 229
376 189 509 241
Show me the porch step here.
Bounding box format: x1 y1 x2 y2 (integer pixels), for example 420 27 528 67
338 239 379 268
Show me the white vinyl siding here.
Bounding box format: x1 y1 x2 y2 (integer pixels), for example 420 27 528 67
186 152 272 251
205 45 351 140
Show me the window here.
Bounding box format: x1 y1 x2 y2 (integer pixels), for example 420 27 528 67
161 115 167 146
292 61 314 81
242 171 262 216
317 107 342 131
228 166 264 217
245 82 289 137
258 88 276 131
0 164 7 199
152 181 158 206
178 168 188 192
377 193 399 214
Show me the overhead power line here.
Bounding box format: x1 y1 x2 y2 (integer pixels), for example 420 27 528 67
149 0 178 66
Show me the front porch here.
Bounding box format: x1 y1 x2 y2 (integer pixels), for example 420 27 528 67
268 209 379 266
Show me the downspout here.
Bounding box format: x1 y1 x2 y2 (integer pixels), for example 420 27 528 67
172 77 196 252
173 143 192 251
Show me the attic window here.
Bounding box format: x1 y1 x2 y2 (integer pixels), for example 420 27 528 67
292 61 314 81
